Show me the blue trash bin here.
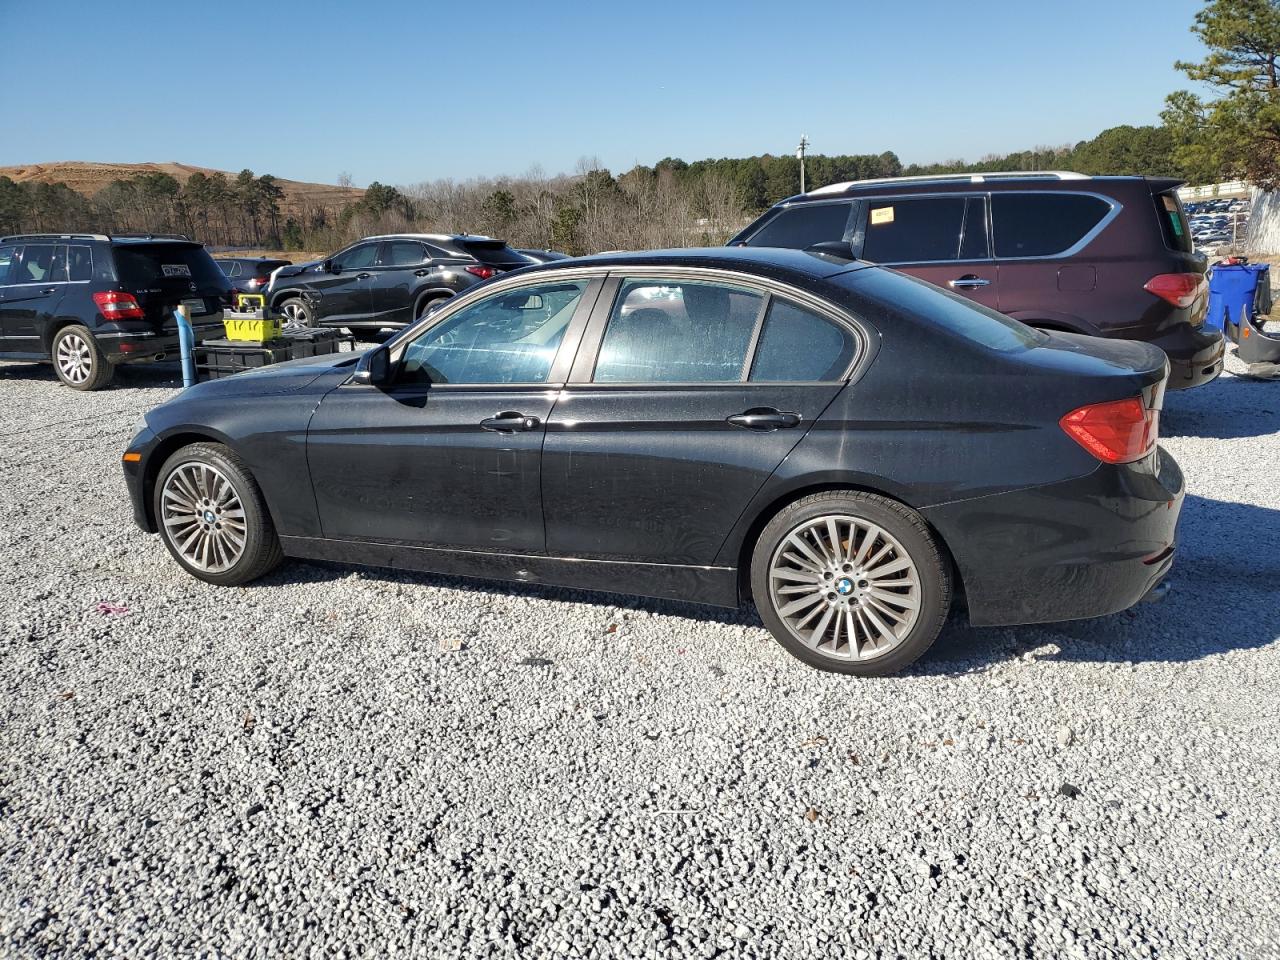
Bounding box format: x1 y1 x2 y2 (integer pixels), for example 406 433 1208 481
1206 263 1270 332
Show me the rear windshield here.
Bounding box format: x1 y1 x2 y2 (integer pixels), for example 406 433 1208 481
113 243 227 289
459 239 534 267
256 259 291 274
841 267 1046 353
1155 191 1194 253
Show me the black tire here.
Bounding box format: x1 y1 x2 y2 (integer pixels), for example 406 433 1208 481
749 490 951 676
153 442 284 587
416 294 451 320
278 297 313 329
51 324 114 390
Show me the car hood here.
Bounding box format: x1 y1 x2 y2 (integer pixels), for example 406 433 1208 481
170 351 360 401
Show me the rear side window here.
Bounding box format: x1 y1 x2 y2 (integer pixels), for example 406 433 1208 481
1155 192 1194 253
745 202 853 249
862 198 967 263
67 245 93 282
382 241 428 266
843 268 1046 353
750 299 857 382
991 193 1111 258
594 279 764 383
112 243 226 288
959 197 989 260
460 239 533 267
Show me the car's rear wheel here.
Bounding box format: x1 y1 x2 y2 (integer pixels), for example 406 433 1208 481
154 442 283 586
416 294 451 320
278 297 313 330
750 491 951 676
52 325 113 390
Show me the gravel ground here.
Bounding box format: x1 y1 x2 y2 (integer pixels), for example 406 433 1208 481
1 350 1278 959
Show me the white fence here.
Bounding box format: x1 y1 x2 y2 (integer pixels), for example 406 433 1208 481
1177 181 1251 201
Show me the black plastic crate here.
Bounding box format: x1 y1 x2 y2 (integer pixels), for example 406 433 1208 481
281 328 344 359
195 339 293 381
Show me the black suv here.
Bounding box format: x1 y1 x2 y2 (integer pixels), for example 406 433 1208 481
265 234 535 336
730 173 1224 389
0 233 230 390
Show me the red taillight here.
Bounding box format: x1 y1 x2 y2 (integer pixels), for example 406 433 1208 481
247 277 264 288
92 290 144 320
465 265 497 280
1143 273 1204 309
1059 396 1158 464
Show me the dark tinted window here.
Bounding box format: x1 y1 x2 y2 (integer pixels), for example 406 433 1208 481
746 202 853 249
216 261 235 277
113 243 226 288
334 243 379 270
68 245 93 282
460 239 532 267
48 245 69 282
959 197 989 260
383 241 427 266
12 244 56 283
991 193 1111 258
839 268 1046 353
750 299 857 382
594 279 763 383
0 244 16 284
1155 192 1194 253
862 198 967 263
400 280 587 384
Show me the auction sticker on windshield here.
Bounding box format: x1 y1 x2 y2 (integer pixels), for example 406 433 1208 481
162 264 192 278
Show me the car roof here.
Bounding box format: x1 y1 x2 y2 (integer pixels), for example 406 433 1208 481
777 172 1183 204
526 246 873 280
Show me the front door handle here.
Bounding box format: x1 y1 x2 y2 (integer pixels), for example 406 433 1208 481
414 269 430 277
480 411 541 433
949 275 991 289
727 407 802 431
357 272 372 280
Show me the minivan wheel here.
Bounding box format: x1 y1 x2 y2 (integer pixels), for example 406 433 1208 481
52 325 113 390
750 491 951 676
278 298 313 330
154 442 284 586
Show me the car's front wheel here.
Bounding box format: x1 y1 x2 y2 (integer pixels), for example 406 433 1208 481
52 325 113 390
154 442 284 586
278 297 313 330
750 491 951 676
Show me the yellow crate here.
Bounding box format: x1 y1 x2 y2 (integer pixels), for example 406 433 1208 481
235 293 266 312
223 315 283 342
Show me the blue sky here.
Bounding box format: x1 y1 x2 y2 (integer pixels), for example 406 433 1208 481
3 0 1208 187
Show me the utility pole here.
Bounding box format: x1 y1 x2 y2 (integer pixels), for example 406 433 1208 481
796 135 809 194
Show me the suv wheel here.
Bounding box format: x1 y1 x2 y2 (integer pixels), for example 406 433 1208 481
154 442 284 586
278 297 313 330
416 294 451 320
750 491 951 676
52 325 114 390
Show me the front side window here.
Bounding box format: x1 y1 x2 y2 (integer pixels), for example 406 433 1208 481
400 279 588 384
862 197 967 263
334 243 379 270
12 244 56 283
745 202 853 249
991 193 1111 258
0 244 16 284
593 279 764 383
382 241 428 266
750 299 857 382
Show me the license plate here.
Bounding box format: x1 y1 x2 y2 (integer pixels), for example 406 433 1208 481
182 298 206 317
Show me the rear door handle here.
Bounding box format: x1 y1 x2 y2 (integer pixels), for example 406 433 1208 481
949 275 991 289
357 272 372 280
41 287 58 295
727 407 802 431
480 411 541 433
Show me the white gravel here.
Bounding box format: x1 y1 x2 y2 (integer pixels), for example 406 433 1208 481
1 351 1278 959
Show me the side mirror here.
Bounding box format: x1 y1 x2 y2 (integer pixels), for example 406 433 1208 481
351 345 390 386
324 259 340 274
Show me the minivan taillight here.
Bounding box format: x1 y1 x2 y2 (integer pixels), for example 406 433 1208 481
1143 273 1204 310
1059 397 1158 464
92 290 145 320
465 265 497 280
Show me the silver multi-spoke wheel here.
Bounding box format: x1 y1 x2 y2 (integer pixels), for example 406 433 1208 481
768 514 922 661
280 300 310 330
55 332 93 385
160 461 249 574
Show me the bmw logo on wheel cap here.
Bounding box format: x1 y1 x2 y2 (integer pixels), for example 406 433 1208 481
836 577 854 595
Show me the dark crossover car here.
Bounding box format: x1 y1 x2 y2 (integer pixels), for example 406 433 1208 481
0 233 230 390
215 256 291 300
730 172 1224 390
123 248 1183 675
265 234 535 337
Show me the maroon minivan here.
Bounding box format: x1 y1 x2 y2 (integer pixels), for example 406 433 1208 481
730 172 1224 389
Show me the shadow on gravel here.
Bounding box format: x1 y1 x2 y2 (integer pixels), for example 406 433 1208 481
0 360 182 389
1161 375 1280 440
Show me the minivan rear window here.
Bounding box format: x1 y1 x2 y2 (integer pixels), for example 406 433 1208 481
114 243 226 289
842 267 1046 353
1155 191 1194 253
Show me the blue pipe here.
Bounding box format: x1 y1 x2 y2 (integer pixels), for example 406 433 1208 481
175 305 196 388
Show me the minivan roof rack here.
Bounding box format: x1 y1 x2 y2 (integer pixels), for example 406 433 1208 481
0 232 110 242
806 171 1090 197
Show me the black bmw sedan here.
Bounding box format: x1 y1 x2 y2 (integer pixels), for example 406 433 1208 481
122 247 1183 675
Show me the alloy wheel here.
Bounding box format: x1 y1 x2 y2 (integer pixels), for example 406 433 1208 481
55 332 93 385
767 514 921 661
160 461 249 573
280 301 310 330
